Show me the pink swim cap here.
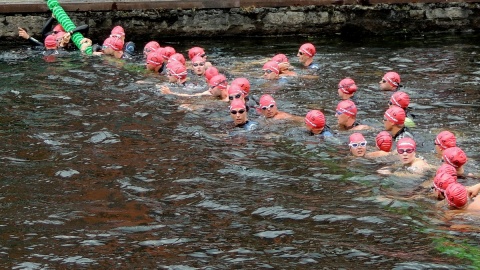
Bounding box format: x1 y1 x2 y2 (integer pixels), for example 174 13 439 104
299 43 316 57
209 74 228 90
305 110 325 129
349 133 366 144
435 131 457 150
336 100 357 116
272 53 288 64
375 131 392 152
230 98 246 110
263 61 280 75
205 66 219 81
442 147 467 168
103 37 124 51
390 91 410 109
53 24 64 33
338 78 357 95
259 94 276 108
191 55 204 63
228 84 244 96
44 34 57 48
143 41 160 55
383 71 401 88
110 26 125 37
436 163 458 179
188 46 205 60
162 46 176 60
433 172 457 193
397 137 416 151
146 51 163 67
444 183 468 209
166 62 187 79
384 106 406 125
169 53 186 65
230 78 250 96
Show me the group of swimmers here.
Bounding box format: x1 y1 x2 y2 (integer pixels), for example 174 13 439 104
18 19 479 214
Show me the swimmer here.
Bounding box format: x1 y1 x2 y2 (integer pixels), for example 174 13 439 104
257 94 303 121
107 26 135 58
442 146 467 176
262 61 280 80
205 66 219 84
348 133 367 157
365 131 393 158
97 36 125 59
228 85 246 103
383 106 413 141
443 183 475 210
143 41 160 57
335 100 370 131
431 172 457 200
337 78 358 101
434 131 457 157
388 91 415 128
169 53 186 66
191 55 207 77
188 46 212 69
42 34 62 60
379 71 402 91
272 54 297 77
297 43 319 69
304 110 333 137
229 99 258 131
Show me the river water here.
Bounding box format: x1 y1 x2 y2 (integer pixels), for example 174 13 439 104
1 34 480 269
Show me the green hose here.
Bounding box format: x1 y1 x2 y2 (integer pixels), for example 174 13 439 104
46 0 92 55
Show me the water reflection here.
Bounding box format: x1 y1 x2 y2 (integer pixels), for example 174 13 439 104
1 34 480 269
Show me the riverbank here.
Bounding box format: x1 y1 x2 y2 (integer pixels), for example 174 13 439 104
1 0 480 40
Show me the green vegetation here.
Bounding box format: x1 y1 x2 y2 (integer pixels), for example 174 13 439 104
434 238 480 268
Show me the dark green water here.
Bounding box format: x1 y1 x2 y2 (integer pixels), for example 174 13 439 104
0 34 480 269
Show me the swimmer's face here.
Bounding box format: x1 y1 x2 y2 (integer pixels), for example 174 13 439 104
433 188 445 200
383 118 394 131
397 148 416 165
336 112 349 127
263 69 277 80
297 50 309 64
434 143 443 157
230 107 247 125
167 73 178 83
260 103 278 118
192 61 206 75
306 124 323 135
379 78 395 91
338 88 350 100
349 141 367 157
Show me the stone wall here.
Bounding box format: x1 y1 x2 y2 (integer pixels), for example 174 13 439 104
2 3 480 41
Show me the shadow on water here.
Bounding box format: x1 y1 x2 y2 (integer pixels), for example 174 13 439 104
1 33 480 269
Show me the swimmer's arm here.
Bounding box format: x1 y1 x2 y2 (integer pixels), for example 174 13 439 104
467 183 480 198
18 27 43 47
41 16 56 38
159 85 211 97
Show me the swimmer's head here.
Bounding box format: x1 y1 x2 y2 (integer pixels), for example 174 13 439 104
205 66 219 82
336 100 357 117
262 61 280 80
298 43 316 57
349 133 367 157
166 62 187 82
209 74 228 91
228 85 245 102
143 41 160 56
231 78 250 96
433 172 457 200
146 51 164 71
375 131 393 152
435 131 457 151
188 47 206 60
396 137 416 165
442 147 467 169
305 110 326 134
389 91 410 109
168 53 186 65
436 163 458 180
191 55 206 75
162 46 176 61
384 106 406 126
272 54 289 64
229 99 247 126
338 78 357 96
380 71 401 90
44 34 57 49
259 94 278 118
444 183 468 209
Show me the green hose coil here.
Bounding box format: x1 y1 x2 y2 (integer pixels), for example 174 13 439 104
46 0 92 55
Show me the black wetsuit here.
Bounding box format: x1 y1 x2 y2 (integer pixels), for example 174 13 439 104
393 126 414 141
